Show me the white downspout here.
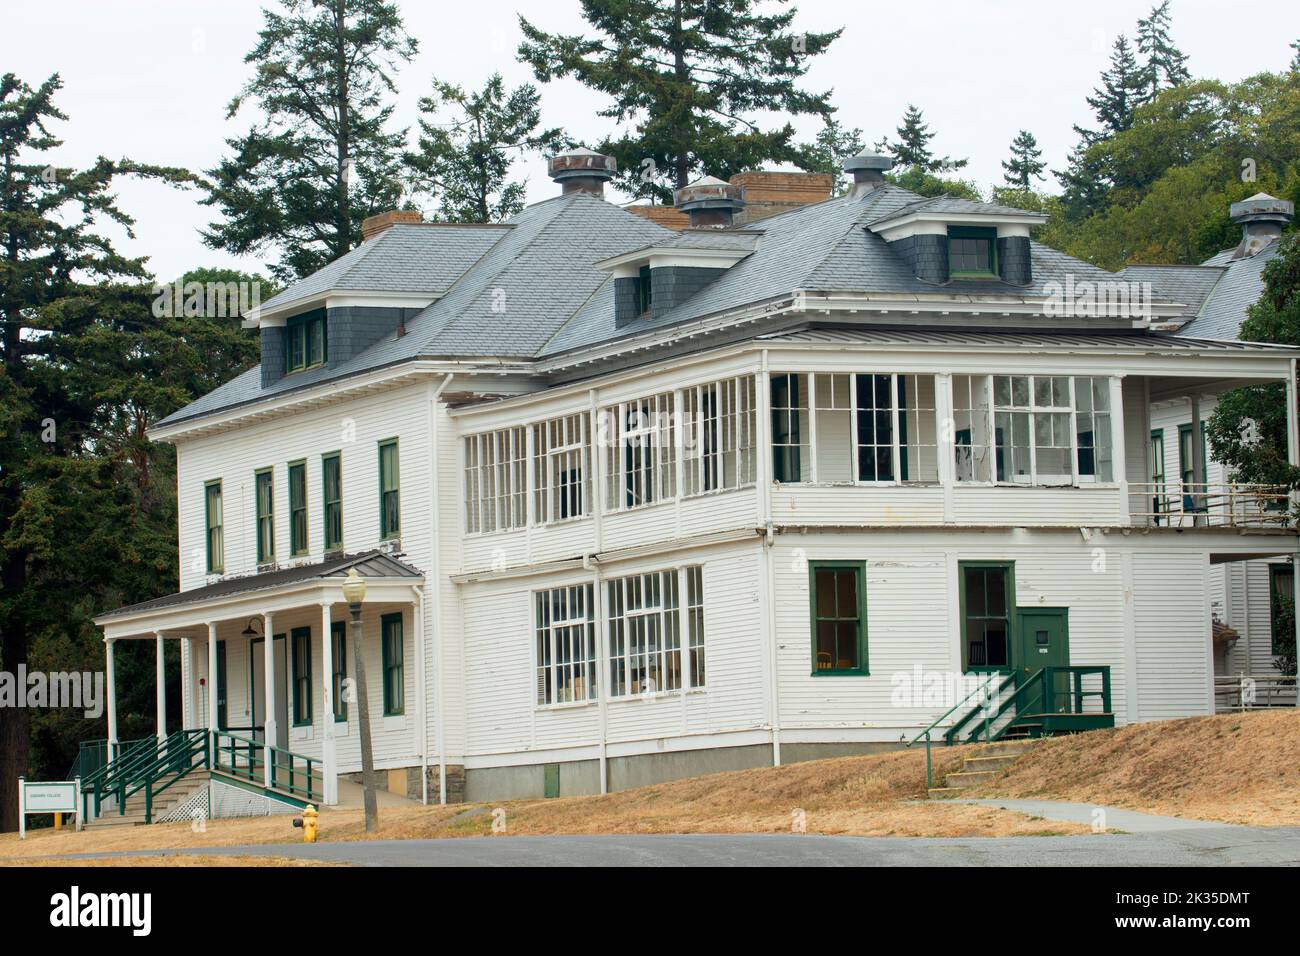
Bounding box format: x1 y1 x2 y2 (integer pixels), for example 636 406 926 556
758 350 781 765
412 582 427 805
429 373 454 802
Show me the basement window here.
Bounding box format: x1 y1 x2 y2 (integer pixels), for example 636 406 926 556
948 226 997 277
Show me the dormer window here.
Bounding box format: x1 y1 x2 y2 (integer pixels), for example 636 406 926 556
286 310 327 373
949 227 997 277
638 265 653 315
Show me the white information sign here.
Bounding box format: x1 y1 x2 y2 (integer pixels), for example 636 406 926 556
18 777 81 838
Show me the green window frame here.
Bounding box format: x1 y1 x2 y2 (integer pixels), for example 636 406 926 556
285 310 327 373
637 265 653 314
215 640 227 730
379 439 400 540
330 620 348 722
381 612 405 716
1269 563 1294 656
291 626 312 726
204 480 224 574
960 561 1016 672
255 468 275 564
1150 428 1169 522
948 226 998 277
322 452 343 552
288 460 308 556
809 560 868 676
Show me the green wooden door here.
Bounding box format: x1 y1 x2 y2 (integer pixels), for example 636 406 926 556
1015 608 1070 715
543 763 561 799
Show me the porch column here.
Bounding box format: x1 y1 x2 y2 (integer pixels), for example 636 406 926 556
262 611 276 787
936 372 955 523
105 638 118 747
207 623 219 733
155 632 166 742
320 603 338 805
1287 359 1299 709
1190 393 1206 522
1109 376 1129 525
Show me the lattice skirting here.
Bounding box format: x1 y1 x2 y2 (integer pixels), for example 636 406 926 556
209 779 300 819
154 786 210 825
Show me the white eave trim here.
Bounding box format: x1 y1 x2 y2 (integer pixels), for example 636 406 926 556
249 291 441 327
595 245 753 276
867 211 1048 242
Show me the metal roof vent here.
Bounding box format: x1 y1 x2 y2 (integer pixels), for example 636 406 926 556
1229 193 1294 259
548 148 618 198
842 154 893 194
673 176 745 228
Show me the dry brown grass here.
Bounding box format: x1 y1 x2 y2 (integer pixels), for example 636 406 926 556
6 854 344 867
973 710 1300 826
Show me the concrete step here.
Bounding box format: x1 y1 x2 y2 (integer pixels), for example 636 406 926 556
961 754 1020 772
942 769 1001 789
972 740 1035 758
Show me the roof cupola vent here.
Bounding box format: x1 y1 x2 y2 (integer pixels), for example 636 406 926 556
548 148 618 197
673 176 745 228
842 154 893 193
1229 193 1294 259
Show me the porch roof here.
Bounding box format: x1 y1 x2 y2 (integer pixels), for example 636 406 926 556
95 550 423 626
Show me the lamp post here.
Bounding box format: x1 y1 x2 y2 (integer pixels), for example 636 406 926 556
342 569 379 832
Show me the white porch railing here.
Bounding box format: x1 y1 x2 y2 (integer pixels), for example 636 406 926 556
1213 674 1297 712
1129 482 1293 528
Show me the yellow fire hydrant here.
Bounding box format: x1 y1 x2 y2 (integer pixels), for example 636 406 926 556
292 805 319 843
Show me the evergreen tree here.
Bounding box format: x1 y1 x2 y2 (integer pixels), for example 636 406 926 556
1290 39 1300 72
404 74 568 223
518 0 842 203
877 104 967 174
203 0 416 281
0 73 203 830
1086 35 1146 137
1136 1 1191 101
796 115 865 194
1001 130 1046 188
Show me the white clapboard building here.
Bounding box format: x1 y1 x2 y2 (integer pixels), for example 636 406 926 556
92 151 1300 817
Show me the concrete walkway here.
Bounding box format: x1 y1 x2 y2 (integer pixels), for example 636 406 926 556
949 798 1248 833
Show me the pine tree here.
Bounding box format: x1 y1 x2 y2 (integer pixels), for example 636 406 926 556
1087 35 1146 136
1290 39 1300 72
1001 130 1046 188
518 0 842 202
203 0 416 281
0 73 198 831
876 104 967 174
796 115 865 194
405 74 568 223
1136 1 1191 101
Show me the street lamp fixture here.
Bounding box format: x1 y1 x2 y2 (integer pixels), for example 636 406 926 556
341 567 378 832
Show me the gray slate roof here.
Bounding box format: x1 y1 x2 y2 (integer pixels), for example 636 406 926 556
1179 241 1280 339
96 550 423 620
1116 264 1226 319
759 326 1299 352
866 194 1044 224
159 183 1187 429
258 223 511 314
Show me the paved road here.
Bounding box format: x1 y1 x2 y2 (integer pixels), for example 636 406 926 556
949 798 1251 833
54 826 1300 866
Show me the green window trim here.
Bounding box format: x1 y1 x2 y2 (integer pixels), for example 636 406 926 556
1269 563 1294 656
322 452 343 553
948 226 998 278
381 612 405 716
288 460 308 557
808 560 869 676
330 620 348 722
285 310 327 374
1150 428 1169 521
215 640 227 730
959 560 1017 673
290 626 312 726
255 468 275 564
379 439 400 540
1177 422 1209 484
204 480 224 574
637 265 653 315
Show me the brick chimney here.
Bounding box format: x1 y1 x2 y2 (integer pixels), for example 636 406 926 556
729 171 833 224
548 148 617 197
362 209 423 241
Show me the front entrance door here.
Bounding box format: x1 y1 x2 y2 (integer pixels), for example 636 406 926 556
250 634 289 748
1015 608 1070 715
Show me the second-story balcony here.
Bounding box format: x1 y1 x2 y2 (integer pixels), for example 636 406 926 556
1129 482 1293 529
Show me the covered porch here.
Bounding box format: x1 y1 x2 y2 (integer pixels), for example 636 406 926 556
92 551 426 810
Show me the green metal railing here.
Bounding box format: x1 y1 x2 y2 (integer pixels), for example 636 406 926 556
269 745 321 802
210 731 322 803
211 730 264 784
906 673 1003 790
84 729 209 823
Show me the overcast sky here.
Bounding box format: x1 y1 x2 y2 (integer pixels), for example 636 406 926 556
4 0 1296 282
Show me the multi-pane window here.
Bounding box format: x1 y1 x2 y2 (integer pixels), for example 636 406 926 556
465 427 527 533
255 468 275 563
533 414 590 524
379 439 400 540
810 562 867 675
954 375 1115 486
770 373 809 483
962 563 1012 671
949 227 996 275
534 584 597 705
606 567 705 697
291 626 312 725
286 311 327 373
288 461 308 556
381 612 404 716
603 393 676 511
1150 429 1169 522
322 452 343 551
204 480 223 574
1270 563 1294 655
682 376 757 495
330 620 347 721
